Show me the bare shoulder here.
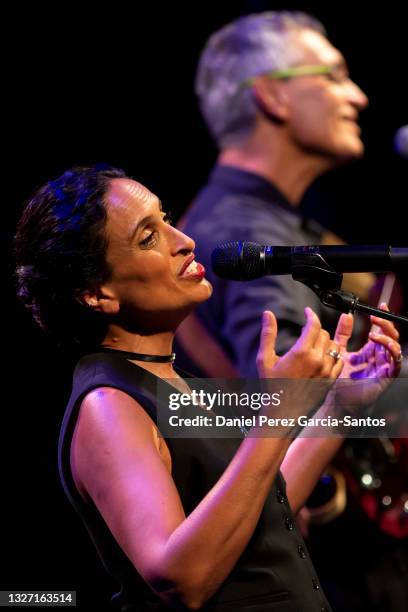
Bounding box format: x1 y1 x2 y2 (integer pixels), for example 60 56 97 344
78 386 158 437
69 387 183 577
71 386 171 500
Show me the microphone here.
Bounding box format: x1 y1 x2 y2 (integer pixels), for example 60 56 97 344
394 125 408 158
211 242 408 280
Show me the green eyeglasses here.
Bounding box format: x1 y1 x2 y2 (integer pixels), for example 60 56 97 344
241 64 347 88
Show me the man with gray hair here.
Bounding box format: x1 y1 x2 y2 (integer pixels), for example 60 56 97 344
178 10 369 376
177 11 408 612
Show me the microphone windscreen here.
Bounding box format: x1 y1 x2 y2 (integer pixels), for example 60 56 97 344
394 125 408 158
211 241 264 280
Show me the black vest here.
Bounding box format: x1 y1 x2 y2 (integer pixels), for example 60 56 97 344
58 352 331 611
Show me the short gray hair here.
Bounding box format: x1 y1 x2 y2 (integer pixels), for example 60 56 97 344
195 11 326 148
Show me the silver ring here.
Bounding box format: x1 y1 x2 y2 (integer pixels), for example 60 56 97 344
395 352 403 363
327 349 341 361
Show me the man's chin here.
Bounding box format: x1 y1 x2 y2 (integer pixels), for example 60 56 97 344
331 140 365 165
341 136 365 159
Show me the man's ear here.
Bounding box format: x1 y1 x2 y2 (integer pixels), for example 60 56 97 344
75 286 120 315
251 75 290 123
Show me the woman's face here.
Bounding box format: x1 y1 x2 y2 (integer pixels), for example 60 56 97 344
99 178 212 330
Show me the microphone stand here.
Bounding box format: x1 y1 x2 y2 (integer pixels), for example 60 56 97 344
290 253 408 326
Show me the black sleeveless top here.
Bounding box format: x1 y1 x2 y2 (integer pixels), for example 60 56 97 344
58 352 332 611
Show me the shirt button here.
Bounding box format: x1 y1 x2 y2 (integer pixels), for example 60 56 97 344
276 488 286 503
312 579 320 590
284 515 295 530
297 545 306 559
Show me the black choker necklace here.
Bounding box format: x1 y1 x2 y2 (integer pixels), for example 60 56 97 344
99 347 176 363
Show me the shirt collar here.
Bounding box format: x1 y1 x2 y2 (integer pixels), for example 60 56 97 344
208 164 300 216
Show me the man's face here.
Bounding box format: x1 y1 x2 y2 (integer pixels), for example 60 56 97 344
100 178 212 331
281 29 368 161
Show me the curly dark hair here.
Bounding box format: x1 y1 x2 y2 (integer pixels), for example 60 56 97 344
15 164 127 348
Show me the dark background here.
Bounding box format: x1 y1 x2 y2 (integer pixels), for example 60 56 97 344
3 2 407 610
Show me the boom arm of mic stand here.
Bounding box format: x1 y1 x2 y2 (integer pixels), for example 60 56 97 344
290 253 408 326
316 287 408 325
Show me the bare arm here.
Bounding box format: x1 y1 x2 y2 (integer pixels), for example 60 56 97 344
281 428 344 514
